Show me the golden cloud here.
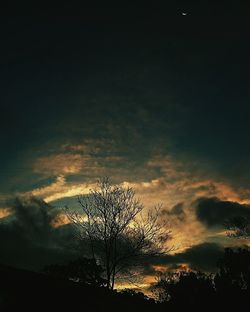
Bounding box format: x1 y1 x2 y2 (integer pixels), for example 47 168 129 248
33 154 84 175
120 155 250 252
0 207 13 219
27 153 250 253
50 213 71 228
30 175 93 202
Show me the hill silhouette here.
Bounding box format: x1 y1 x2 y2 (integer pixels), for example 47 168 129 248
0 264 156 311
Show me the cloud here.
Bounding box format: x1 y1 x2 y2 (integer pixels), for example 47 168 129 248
28 153 250 252
176 242 224 271
0 196 78 270
161 203 185 221
33 154 84 175
31 139 130 188
61 143 98 153
11 196 54 241
123 155 248 211
120 155 250 251
195 197 250 228
144 242 224 276
0 193 242 288
29 150 250 212
0 207 12 219
50 212 72 228
145 155 249 202
29 175 92 202
10 153 250 267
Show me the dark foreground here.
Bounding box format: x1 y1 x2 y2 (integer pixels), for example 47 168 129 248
0 264 248 311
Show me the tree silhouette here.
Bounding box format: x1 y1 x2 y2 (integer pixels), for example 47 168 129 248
43 257 106 287
66 177 171 290
225 216 250 238
154 270 214 305
215 247 250 292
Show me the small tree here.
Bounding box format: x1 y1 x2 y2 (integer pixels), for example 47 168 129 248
66 177 171 290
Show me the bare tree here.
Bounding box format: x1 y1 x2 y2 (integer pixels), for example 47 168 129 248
66 177 172 290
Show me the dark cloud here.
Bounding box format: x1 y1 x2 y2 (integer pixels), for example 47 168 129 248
10 197 54 243
161 203 186 221
176 242 224 272
147 242 224 274
194 197 250 228
0 196 78 270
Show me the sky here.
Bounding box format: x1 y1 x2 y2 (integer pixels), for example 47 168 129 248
1 3 250 290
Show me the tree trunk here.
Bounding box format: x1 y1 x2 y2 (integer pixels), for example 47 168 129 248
111 269 115 290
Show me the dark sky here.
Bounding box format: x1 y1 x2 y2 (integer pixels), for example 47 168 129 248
1 3 250 288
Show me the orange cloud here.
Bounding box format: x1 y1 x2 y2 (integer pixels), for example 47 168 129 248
0 207 13 219
26 153 250 253
34 154 84 175
120 155 250 252
152 265 168 273
30 175 93 202
50 213 71 228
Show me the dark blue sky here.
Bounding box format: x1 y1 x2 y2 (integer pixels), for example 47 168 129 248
1 11 250 190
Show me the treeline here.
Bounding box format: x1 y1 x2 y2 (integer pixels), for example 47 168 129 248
42 247 249 308
154 247 250 308
1 247 248 311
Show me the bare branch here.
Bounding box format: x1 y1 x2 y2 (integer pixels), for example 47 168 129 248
65 177 172 290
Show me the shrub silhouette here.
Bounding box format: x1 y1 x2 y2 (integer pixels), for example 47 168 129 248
154 270 214 305
215 247 250 292
43 257 106 287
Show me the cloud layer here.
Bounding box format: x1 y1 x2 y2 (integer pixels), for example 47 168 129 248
195 197 250 228
0 196 78 270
